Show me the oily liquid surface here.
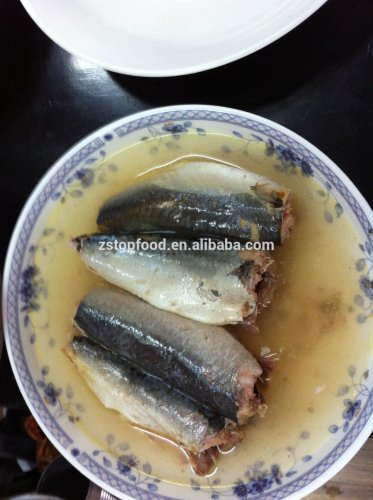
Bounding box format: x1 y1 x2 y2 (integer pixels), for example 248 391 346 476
32 133 373 488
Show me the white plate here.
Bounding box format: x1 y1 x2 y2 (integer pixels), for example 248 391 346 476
20 0 327 76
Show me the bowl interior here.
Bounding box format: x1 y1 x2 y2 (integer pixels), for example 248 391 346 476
4 106 373 500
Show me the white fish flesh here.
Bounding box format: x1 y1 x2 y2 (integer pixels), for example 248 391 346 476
72 233 274 325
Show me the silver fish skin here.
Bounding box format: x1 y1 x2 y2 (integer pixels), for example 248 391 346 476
72 233 274 325
97 160 293 244
66 336 242 454
73 287 266 423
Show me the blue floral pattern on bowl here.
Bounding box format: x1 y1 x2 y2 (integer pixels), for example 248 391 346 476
52 157 118 203
328 366 369 435
36 366 85 423
354 242 373 323
89 434 161 493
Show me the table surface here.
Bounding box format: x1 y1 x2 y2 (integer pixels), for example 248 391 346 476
0 0 372 498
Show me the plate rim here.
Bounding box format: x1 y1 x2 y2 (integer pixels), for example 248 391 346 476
3 104 373 500
19 0 328 77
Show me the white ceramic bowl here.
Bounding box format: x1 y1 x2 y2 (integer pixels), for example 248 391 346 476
20 0 327 76
3 105 373 499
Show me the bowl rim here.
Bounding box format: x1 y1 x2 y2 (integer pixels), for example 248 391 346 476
19 0 327 77
3 104 373 500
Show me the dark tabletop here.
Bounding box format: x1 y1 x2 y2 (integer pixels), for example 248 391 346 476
0 0 373 397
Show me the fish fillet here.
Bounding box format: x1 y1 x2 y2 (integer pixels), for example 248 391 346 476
73 287 266 423
97 160 293 244
65 336 242 457
72 233 274 325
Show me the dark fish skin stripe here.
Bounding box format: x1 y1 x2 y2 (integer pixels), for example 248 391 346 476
74 290 240 421
70 336 225 432
97 185 282 244
71 336 225 433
